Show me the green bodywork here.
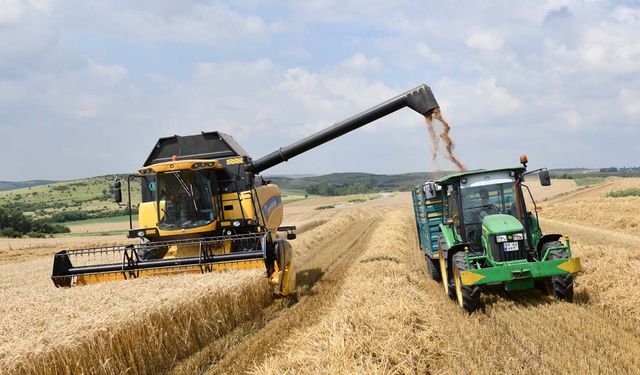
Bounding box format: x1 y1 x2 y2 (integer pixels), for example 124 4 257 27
464 240 578 289
420 166 581 291
481 214 523 235
437 166 524 184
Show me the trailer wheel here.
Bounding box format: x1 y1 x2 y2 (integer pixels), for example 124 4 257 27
545 241 574 301
426 254 442 281
453 252 481 313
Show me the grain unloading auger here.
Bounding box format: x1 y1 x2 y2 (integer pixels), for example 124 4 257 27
52 84 439 295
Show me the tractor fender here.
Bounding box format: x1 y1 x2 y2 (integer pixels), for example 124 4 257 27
445 243 471 276
536 234 563 254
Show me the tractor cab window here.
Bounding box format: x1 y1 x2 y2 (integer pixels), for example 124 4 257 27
447 188 460 224
157 170 217 230
461 182 519 247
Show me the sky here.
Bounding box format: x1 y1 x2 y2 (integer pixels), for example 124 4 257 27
1 0 639 181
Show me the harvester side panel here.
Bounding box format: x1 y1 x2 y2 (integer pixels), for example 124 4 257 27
412 181 443 259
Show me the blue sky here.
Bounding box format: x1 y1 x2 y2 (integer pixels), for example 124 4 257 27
1 1 639 180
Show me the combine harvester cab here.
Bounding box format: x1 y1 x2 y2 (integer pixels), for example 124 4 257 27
52 84 441 296
413 155 581 313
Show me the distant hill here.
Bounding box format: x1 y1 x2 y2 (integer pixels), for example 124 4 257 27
0 172 449 221
0 175 137 221
0 180 57 192
265 172 450 193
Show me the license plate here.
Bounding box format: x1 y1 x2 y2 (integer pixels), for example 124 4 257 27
503 241 519 252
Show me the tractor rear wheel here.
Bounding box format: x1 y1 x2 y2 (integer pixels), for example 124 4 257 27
545 241 574 301
426 254 442 281
453 252 481 313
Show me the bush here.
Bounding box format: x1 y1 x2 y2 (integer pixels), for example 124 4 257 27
306 182 376 196
0 207 70 237
315 205 335 210
606 188 640 198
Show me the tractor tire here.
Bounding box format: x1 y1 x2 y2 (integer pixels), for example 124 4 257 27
545 241 574 301
453 252 481 313
447 277 457 300
426 254 442 281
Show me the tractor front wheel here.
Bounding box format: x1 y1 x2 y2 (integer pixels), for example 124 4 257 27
453 252 481 313
545 241 574 301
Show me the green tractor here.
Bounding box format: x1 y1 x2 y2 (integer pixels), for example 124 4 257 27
412 155 581 313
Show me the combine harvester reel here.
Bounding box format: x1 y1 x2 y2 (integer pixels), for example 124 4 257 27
52 233 268 287
53 83 441 296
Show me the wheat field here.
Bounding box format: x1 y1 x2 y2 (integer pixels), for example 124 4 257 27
2 179 640 374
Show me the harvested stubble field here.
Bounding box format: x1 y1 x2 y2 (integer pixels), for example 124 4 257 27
2 178 640 374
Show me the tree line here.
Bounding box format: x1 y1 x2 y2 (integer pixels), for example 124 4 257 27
0 207 70 238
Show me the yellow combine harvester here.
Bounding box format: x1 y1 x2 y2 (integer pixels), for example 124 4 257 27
52 84 440 295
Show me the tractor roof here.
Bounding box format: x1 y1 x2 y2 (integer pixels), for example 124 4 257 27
436 166 525 185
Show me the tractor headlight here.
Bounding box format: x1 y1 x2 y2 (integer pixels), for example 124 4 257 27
496 235 508 243
137 230 146 238
513 233 524 241
232 220 241 227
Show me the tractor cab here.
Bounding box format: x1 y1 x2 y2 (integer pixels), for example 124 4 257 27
440 168 527 255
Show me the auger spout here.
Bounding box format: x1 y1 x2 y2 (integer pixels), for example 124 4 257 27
250 84 439 174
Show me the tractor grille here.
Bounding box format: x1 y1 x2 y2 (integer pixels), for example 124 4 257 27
490 236 527 262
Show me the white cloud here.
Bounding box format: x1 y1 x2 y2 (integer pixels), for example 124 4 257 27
339 53 382 72
620 88 640 117
465 30 504 51
563 109 582 131
0 0 51 25
578 7 640 74
62 2 281 46
416 42 442 64
88 60 127 85
2 1 640 179
435 76 522 124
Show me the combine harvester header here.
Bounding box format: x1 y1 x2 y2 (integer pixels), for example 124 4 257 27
53 84 439 295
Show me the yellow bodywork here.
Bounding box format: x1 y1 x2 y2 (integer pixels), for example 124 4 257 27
130 158 295 296
74 260 266 286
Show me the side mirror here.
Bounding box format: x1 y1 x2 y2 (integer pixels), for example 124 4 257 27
114 180 123 203
287 233 297 240
539 169 551 186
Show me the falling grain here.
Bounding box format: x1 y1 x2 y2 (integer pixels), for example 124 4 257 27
425 108 466 171
424 116 439 161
